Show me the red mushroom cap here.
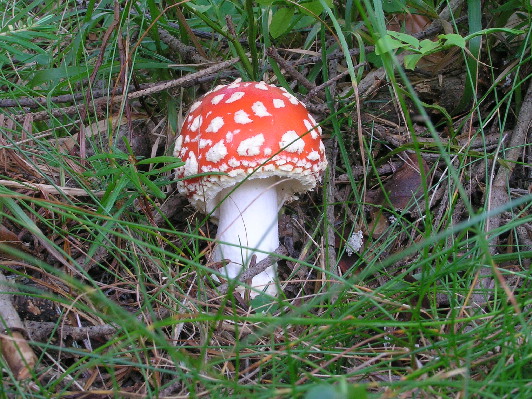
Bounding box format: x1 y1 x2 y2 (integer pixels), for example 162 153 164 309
174 81 327 214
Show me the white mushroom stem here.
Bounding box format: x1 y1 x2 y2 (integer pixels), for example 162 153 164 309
213 176 280 297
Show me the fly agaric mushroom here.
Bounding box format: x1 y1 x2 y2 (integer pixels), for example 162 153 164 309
174 81 327 297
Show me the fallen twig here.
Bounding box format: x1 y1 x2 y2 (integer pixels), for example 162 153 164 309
10 58 239 123
0 272 37 381
267 47 319 96
217 246 288 295
0 179 105 197
477 79 532 311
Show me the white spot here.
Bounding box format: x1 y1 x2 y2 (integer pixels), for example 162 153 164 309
206 140 228 163
296 158 309 167
206 116 224 133
263 164 275 172
252 101 271 117
346 230 364 256
308 114 317 126
189 101 202 112
273 99 285 108
255 82 269 90
227 157 240 167
184 135 191 143
303 118 319 139
184 152 198 175
226 91 245 103
190 115 203 132
282 92 300 105
280 131 305 154
226 132 233 143
263 147 272 156
199 139 212 149
228 80 242 89
307 151 320 161
242 160 257 168
174 135 183 155
234 110 253 124
187 114 193 122
211 94 225 105
237 134 265 156
279 164 294 172
228 168 245 177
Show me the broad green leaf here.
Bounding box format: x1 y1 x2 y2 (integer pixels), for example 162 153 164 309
270 7 295 38
419 38 440 53
375 35 405 55
404 53 424 70
388 30 420 49
300 1 325 16
440 33 466 49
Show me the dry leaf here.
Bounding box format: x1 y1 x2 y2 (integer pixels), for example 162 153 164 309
377 153 429 211
0 226 25 258
365 153 430 238
388 13 431 35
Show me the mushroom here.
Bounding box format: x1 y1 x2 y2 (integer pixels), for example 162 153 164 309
174 81 327 297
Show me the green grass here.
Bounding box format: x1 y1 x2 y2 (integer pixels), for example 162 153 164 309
0 0 531 397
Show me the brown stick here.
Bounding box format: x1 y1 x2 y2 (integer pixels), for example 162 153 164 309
476 79 532 311
11 58 239 123
217 246 288 295
266 47 321 97
0 272 37 380
158 28 209 64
